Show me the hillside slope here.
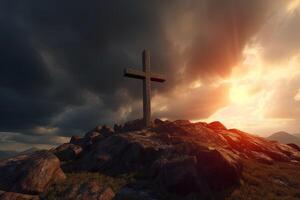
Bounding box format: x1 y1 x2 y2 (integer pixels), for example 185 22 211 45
0 119 300 200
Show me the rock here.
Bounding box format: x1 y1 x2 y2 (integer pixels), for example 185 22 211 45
207 121 227 131
99 125 114 136
72 131 166 173
195 148 242 189
94 125 103 132
173 120 191 126
113 124 123 133
249 151 274 165
85 131 101 139
153 156 204 195
287 143 300 151
152 146 242 193
121 119 147 132
219 129 292 162
154 118 165 126
0 151 66 194
114 187 158 200
70 136 83 145
70 135 95 149
82 126 114 146
50 119 300 198
0 191 39 200
53 143 82 161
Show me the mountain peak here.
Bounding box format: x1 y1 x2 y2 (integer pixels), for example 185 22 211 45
1 119 300 199
268 131 300 146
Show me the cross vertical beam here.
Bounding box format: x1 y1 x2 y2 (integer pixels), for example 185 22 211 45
143 50 151 127
124 49 166 128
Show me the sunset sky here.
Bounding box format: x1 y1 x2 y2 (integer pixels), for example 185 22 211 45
1 0 300 151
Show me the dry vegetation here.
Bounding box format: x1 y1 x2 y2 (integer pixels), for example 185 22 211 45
43 172 135 200
43 160 300 200
226 160 300 200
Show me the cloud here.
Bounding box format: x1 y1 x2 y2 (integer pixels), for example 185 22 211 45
265 73 300 119
0 0 282 148
259 1 300 63
0 131 68 151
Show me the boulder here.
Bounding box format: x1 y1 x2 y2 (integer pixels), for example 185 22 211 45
0 191 39 200
195 148 242 189
53 143 82 161
72 126 115 149
153 156 204 195
152 146 242 194
0 151 66 194
73 132 165 173
287 143 300 151
207 121 227 131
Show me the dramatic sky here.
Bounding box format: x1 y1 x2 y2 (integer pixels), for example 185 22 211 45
1 0 300 151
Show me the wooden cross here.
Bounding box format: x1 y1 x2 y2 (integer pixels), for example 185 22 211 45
124 49 166 127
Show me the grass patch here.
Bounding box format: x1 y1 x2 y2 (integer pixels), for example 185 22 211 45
225 160 300 200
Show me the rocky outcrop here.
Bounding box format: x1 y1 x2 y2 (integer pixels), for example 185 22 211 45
70 131 166 174
0 151 65 195
53 143 82 161
69 125 114 150
153 156 202 195
2 119 300 199
114 119 147 133
287 143 300 151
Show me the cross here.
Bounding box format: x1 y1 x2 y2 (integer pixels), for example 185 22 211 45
124 49 166 127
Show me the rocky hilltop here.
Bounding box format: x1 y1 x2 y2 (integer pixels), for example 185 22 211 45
1 119 300 200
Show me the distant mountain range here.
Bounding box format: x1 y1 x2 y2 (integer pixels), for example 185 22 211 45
294 134 300 139
0 147 40 160
0 150 18 159
267 131 300 146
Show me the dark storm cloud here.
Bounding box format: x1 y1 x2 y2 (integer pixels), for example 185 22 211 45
0 0 276 145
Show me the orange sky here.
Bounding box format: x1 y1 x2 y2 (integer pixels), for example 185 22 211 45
150 0 300 136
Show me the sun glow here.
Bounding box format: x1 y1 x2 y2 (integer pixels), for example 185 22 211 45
205 43 300 136
229 86 249 105
287 0 300 13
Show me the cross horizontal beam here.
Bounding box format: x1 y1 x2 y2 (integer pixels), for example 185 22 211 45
124 68 166 82
124 68 145 79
